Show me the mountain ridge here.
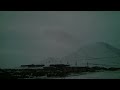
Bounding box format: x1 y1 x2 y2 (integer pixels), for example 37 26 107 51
41 42 120 67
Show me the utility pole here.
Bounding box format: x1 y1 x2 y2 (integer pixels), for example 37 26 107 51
67 61 69 65
75 61 77 66
87 62 89 67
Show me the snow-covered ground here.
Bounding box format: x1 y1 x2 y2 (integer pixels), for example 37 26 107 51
35 70 120 79
63 71 120 79
21 70 120 79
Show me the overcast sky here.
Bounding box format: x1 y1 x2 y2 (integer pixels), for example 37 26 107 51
0 11 120 68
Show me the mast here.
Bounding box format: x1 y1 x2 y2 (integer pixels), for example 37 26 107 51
67 61 69 65
87 62 89 67
75 61 77 66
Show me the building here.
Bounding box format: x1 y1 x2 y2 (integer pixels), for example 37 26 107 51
21 64 45 68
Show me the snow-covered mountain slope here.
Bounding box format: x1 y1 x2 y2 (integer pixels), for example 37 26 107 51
40 42 120 67
60 42 120 67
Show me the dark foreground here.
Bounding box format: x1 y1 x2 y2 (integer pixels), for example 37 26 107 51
0 66 120 79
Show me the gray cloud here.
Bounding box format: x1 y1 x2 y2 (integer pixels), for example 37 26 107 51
0 11 120 68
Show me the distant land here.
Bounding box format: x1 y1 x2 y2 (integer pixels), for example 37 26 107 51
40 42 120 68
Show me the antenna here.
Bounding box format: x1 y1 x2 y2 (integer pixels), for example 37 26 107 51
87 62 89 67
67 61 69 65
75 61 77 66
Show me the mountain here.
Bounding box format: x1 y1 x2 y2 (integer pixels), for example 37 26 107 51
60 42 120 67
40 42 120 68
